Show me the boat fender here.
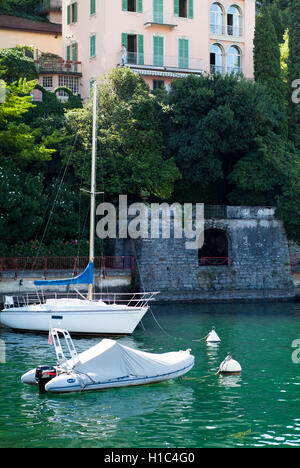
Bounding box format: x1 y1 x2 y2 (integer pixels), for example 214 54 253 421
217 355 242 375
206 327 221 344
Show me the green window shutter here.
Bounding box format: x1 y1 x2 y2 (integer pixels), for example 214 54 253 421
188 0 193 19
67 45 71 60
72 42 78 71
137 0 143 13
90 0 96 15
137 34 144 65
73 2 78 22
122 0 128 11
90 35 96 57
174 0 179 16
72 42 78 61
154 0 163 23
153 36 164 66
67 5 71 24
178 38 189 68
122 32 128 49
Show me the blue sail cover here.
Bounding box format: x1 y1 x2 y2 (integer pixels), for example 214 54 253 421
34 262 94 287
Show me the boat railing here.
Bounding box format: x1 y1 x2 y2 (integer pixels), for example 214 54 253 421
2 292 159 309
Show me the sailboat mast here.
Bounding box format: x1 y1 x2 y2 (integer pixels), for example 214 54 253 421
88 81 98 301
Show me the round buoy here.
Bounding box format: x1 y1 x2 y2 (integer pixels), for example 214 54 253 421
217 355 242 375
206 327 221 344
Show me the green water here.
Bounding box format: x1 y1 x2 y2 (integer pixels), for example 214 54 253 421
0 302 300 448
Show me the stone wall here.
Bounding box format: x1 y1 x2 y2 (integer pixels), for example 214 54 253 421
115 206 295 302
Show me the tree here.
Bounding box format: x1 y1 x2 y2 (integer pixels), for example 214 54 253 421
253 2 286 107
0 161 47 247
287 0 300 148
0 77 54 165
0 47 38 84
66 67 181 201
165 74 290 203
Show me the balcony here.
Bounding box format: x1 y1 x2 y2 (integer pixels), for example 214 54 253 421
123 52 203 76
36 0 62 15
210 24 243 38
35 58 82 76
210 65 243 76
144 11 178 29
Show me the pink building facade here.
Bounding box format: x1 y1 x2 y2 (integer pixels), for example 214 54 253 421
63 0 255 100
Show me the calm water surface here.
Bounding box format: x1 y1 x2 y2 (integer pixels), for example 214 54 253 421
0 302 300 448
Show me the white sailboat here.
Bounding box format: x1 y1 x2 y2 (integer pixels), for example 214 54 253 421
0 82 158 335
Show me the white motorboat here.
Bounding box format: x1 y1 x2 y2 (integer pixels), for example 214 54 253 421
21 329 195 394
0 81 158 335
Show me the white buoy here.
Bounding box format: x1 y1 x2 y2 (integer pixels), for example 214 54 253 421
206 327 221 344
217 355 242 375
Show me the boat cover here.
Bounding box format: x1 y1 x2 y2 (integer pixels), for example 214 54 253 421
72 339 193 382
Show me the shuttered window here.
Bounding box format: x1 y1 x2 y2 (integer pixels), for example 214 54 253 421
137 34 144 65
90 0 96 15
178 38 189 68
153 0 163 23
174 0 193 19
122 0 143 12
153 36 164 66
67 2 78 23
90 35 96 58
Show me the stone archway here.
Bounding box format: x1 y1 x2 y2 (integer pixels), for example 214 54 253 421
198 228 230 265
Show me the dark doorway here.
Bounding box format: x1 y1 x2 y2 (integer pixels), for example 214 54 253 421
127 34 137 63
198 229 230 265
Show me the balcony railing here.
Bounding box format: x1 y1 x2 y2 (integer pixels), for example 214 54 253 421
36 0 62 14
35 59 82 75
210 65 242 76
210 24 243 37
144 10 178 28
124 52 203 72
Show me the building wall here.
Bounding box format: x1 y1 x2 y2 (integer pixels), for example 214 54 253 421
0 29 62 55
63 0 255 100
115 206 295 302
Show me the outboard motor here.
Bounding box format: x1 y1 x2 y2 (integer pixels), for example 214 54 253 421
35 366 57 393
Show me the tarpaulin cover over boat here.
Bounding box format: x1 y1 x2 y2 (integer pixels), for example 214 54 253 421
73 339 193 382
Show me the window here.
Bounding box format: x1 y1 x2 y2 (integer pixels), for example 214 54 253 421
153 0 164 23
67 43 78 71
122 33 144 65
210 3 224 35
227 45 241 74
178 38 189 68
42 76 53 89
153 36 164 66
210 43 223 74
90 0 96 15
174 0 193 19
67 2 78 24
153 80 164 90
59 75 80 94
90 35 96 58
122 0 143 12
227 5 242 36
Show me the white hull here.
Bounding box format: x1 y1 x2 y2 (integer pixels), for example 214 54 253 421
45 362 194 394
0 299 148 335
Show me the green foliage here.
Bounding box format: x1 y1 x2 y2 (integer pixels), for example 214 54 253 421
0 78 54 164
0 162 46 246
165 74 286 203
0 47 38 84
66 67 180 200
253 2 286 106
287 0 300 148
